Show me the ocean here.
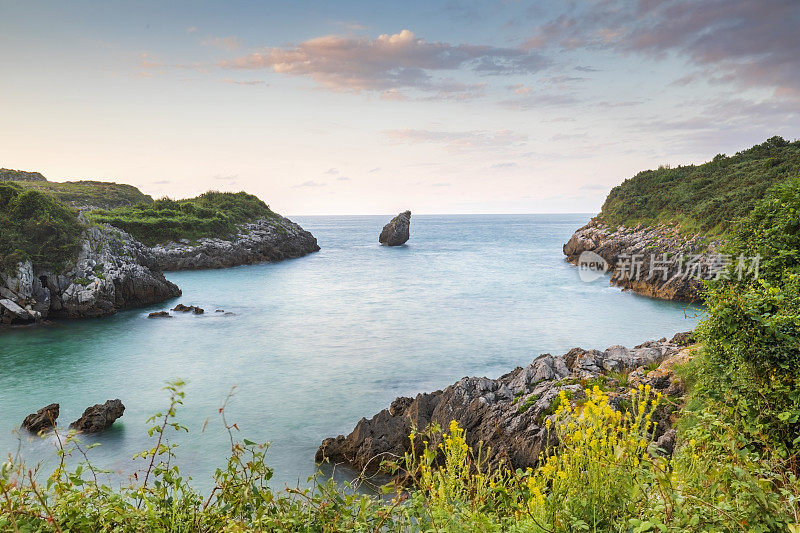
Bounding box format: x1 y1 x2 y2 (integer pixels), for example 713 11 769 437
0 214 700 490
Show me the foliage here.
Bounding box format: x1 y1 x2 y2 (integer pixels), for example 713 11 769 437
2 382 799 532
15 180 154 209
697 177 800 461
87 191 278 245
0 182 83 272
599 136 800 234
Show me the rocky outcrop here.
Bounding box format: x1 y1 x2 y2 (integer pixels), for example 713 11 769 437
379 211 411 246
563 218 722 302
317 333 694 474
148 217 319 271
69 399 125 433
172 304 204 314
0 224 181 325
21 404 60 433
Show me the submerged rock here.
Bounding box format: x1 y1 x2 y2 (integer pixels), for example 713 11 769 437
317 337 694 475
21 403 60 433
70 399 125 433
172 304 204 314
379 211 411 246
148 311 171 318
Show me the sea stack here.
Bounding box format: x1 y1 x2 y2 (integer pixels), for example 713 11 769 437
379 210 411 246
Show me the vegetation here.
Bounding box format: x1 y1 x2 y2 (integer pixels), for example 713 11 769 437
87 191 278 245
599 136 800 234
0 181 83 272
15 180 154 209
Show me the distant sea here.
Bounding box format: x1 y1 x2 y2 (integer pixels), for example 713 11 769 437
0 214 700 490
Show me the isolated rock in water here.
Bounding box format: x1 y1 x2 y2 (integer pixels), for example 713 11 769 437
172 304 204 314
148 310 171 318
22 403 60 433
70 399 125 433
379 211 411 246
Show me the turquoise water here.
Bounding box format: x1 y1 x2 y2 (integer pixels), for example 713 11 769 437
0 214 700 490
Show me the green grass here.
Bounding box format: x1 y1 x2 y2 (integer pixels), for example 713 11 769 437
0 182 84 272
599 136 800 235
87 191 278 245
15 180 153 209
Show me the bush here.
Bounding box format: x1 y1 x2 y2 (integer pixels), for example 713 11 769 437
599 136 800 234
0 182 83 272
87 191 277 245
698 178 800 461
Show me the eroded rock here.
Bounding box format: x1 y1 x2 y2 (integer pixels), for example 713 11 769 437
21 403 60 433
317 338 695 475
379 211 411 246
70 399 125 433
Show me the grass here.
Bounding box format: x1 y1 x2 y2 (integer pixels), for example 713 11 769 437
87 191 279 245
15 180 153 209
599 136 800 235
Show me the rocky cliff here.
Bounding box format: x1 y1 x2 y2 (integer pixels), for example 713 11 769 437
147 216 319 271
316 333 694 475
0 224 180 325
563 218 722 302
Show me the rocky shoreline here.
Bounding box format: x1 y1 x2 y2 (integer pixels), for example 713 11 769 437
149 216 319 271
316 332 694 475
0 216 319 325
563 218 721 302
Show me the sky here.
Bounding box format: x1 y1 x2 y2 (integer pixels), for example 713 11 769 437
1 0 799 215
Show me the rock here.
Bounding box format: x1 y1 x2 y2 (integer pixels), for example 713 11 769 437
670 331 695 346
562 218 720 302
147 217 319 271
317 337 692 475
0 224 182 326
148 311 171 318
69 399 125 433
172 304 204 314
379 211 411 246
21 403 60 433
654 428 677 456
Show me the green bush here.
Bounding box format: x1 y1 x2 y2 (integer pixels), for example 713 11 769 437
0 182 83 272
600 136 800 234
698 177 800 461
87 191 277 245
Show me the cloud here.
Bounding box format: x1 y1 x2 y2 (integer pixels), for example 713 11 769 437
336 176 350 181
384 128 527 150
490 162 518 169
186 26 198 33
527 0 800 99
220 78 266 86
324 168 338 174
368 167 381 173
220 29 550 95
204 36 242 51
292 180 327 188
574 65 600 72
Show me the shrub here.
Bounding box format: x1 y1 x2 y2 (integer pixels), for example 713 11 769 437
87 191 277 245
698 178 800 461
0 183 83 272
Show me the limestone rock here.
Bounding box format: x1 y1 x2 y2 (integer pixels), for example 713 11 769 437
70 399 125 433
21 403 60 433
379 211 411 246
148 311 171 318
172 304 204 314
317 336 694 475
147 217 319 271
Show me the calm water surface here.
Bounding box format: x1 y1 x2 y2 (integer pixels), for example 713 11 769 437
0 214 700 490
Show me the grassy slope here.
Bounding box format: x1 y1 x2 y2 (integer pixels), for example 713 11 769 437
598 136 800 234
16 180 153 209
87 191 279 245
